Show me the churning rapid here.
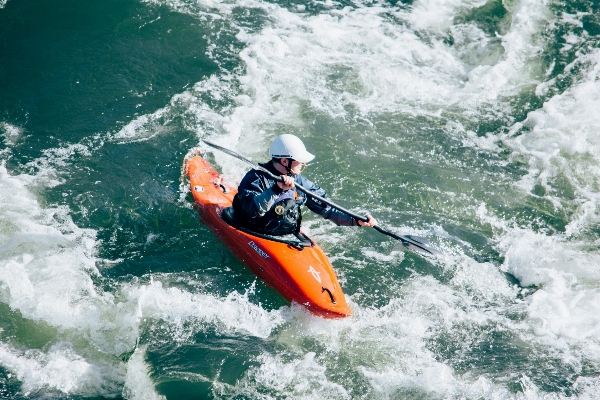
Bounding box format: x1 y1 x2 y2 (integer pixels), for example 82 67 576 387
1 0 600 398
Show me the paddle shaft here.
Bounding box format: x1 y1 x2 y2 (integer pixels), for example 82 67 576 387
202 140 436 254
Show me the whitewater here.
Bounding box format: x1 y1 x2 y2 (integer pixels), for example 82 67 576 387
1 0 600 397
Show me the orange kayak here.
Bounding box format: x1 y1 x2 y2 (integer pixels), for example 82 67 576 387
186 155 352 318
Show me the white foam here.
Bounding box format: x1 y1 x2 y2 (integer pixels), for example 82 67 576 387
217 269 522 399
574 376 600 400
475 31 600 342
504 48 600 237
128 279 284 339
132 0 553 154
0 122 23 160
219 352 350 399
408 0 487 33
0 164 287 396
17 142 96 190
471 201 600 387
0 122 23 145
498 228 600 345
0 342 124 397
231 3 463 119
122 346 166 400
141 0 551 160
0 135 154 361
0 165 110 331
111 107 170 142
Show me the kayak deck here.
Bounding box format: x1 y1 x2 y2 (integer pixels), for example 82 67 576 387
186 155 352 318
220 206 312 249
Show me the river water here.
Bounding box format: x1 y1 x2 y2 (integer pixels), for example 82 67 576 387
1 0 600 398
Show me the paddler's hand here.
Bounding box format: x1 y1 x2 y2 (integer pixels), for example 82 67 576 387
358 214 377 227
277 175 295 191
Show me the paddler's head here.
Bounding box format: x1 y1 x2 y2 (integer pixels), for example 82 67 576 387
270 134 314 176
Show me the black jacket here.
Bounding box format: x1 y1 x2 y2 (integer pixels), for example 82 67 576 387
233 161 357 234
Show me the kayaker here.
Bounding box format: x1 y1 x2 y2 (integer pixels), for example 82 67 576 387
232 134 377 235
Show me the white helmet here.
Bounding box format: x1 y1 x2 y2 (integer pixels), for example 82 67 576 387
269 134 315 163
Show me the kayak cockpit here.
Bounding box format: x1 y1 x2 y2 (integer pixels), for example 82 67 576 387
220 207 312 249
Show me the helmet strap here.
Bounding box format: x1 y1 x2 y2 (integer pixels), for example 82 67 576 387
275 158 294 175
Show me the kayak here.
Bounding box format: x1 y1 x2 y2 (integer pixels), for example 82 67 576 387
185 155 352 318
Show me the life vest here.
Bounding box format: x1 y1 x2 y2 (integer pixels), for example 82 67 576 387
233 190 303 235
258 197 302 235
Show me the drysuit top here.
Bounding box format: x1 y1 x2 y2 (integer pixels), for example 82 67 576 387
232 161 358 235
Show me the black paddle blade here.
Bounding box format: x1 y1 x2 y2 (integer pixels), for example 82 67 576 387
374 226 442 257
400 235 443 257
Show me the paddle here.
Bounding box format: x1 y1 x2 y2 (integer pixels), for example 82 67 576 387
202 140 442 257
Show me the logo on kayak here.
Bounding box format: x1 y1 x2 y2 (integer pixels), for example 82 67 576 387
248 241 270 259
308 266 321 283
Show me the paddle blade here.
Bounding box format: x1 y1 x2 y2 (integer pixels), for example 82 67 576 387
400 235 443 257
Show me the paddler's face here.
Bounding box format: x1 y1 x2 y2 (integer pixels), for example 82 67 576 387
282 158 307 175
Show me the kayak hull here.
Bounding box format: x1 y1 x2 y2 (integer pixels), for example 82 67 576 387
186 155 352 318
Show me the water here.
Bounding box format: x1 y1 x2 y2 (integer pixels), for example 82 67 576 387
1 0 600 397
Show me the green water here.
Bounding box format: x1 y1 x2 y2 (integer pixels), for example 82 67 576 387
2 0 600 398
